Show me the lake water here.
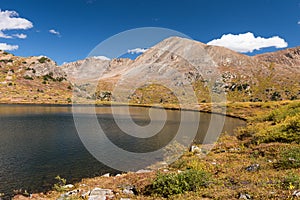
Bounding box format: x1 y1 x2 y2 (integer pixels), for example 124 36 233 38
0 104 245 198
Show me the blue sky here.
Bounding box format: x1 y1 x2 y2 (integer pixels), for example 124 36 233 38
0 0 299 64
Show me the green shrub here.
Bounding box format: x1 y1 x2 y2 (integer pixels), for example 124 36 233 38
23 75 33 80
274 146 300 169
263 102 300 123
42 73 64 82
0 59 13 63
254 114 300 144
43 73 54 81
281 172 300 190
56 76 66 82
145 170 211 198
238 102 300 144
38 57 49 63
53 175 67 192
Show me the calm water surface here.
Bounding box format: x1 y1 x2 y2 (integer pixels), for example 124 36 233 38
0 104 245 197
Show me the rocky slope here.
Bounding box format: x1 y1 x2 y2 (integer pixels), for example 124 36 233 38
0 37 299 104
254 46 300 67
62 37 300 104
0 51 72 104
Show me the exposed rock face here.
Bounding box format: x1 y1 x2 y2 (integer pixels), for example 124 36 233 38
61 57 133 81
24 56 67 79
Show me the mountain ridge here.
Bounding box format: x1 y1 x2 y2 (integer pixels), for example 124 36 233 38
62 36 299 103
0 36 299 104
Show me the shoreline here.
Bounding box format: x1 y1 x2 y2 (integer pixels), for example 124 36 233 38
0 101 248 120
3 99 299 120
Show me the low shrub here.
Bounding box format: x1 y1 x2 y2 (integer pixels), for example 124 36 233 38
53 175 67 192
254 114 300 144
238 102 300 144
262 102 300 123
43 73 54 81
23 75 33 80
281 172 300 190
145 169 211 198
274 146 300 169
38 57 49 63
56 76 66 82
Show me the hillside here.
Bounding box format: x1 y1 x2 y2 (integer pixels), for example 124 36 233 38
0 37 299 105
0 51 72 104
62 37 300 104
254 46 300 67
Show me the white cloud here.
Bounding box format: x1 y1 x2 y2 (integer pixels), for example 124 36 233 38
0 43 18 51
13 33 27 39
93 56 111 61
49 29 60 36
0 10 33 31
207 32 288 53
298 21 300 25
0 31 12 38
0 10 32 49
0 31 27 39
127 48 148 54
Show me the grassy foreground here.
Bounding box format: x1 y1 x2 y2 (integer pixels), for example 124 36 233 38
12 100 300 200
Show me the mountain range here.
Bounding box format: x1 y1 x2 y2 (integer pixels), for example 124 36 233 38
0 36 299 105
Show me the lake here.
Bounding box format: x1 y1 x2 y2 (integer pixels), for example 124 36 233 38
0 104 245 198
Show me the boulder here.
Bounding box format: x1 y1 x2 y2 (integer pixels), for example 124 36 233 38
101 173 110 177
62 184 74 189
293 190 300 197
190 145 201 153
57 189 80 200
239 193 251 199
88 188 114 200
245 164 260 172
